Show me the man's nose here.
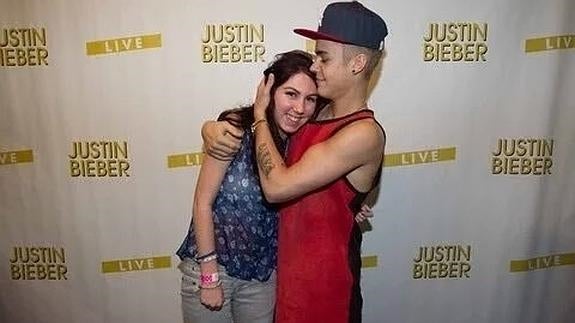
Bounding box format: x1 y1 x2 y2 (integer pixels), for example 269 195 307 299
310 61 319 73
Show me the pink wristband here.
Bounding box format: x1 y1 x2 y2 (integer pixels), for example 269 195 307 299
200 272 219 285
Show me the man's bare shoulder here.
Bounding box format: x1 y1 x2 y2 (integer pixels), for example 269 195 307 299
326 118 385 163
334 118 384 147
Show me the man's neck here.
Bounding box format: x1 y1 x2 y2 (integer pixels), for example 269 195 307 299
323 83 368 119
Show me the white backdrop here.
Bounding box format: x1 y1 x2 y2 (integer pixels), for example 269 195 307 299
1 0 574 322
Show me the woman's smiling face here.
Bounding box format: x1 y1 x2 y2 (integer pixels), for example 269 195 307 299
272 72 318 137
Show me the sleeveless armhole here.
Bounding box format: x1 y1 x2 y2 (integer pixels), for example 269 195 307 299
327 113 386 205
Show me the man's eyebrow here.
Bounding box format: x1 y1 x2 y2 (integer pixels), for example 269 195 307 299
315 50 328 56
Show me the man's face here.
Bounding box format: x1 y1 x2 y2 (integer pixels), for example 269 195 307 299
311 40 352 100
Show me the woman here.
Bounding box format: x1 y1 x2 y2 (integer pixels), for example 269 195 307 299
176 50 321 323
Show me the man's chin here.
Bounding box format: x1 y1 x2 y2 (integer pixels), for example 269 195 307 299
317 86 330 97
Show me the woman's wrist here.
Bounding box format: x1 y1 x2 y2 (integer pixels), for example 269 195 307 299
199 270 221 289
200 280 222 289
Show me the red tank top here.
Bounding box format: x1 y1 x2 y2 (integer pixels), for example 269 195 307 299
275 109 382 323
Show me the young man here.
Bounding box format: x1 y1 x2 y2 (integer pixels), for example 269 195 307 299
203 2 388 322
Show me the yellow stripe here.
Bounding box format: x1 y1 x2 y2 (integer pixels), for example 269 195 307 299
102 256 172 273
525 35 575 53
510 253 575 272
361 255 378 268
167 152 204 168
384 147 456 167
0 149 33 165
86 33 162 56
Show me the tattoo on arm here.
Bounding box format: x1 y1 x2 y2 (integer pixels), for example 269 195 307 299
257 144 275 178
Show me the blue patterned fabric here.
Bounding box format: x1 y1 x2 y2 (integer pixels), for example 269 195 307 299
176 131 278 282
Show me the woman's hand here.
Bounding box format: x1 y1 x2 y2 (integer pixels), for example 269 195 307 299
200 285 224 311
355 204 374 223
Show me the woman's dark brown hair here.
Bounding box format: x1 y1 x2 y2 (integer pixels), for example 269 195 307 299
217 50 321 154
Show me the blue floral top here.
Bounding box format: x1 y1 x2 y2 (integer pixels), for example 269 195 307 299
176 131 278 282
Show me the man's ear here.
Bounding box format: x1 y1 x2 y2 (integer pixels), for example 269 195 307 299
350 53 368 75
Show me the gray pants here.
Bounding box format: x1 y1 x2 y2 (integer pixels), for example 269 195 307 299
179 259 276 323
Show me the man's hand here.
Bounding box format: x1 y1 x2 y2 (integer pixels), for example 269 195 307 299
254 74 274 121
201 121 243 161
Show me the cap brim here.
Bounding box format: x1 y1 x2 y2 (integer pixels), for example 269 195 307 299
293 28 349 45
